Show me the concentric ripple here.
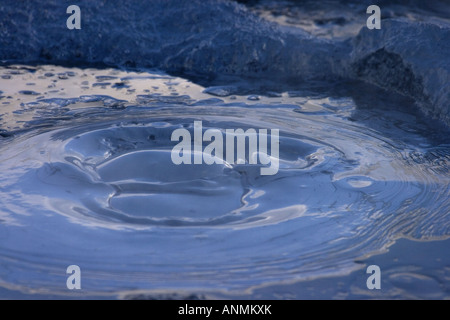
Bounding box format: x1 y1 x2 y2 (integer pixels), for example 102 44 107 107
0 66 448 298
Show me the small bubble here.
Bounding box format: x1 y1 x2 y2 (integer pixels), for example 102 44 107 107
247 95 260 101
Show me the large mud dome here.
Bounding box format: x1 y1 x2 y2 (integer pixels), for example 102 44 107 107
0 1 449 299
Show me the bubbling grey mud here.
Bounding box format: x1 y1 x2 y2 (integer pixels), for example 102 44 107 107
0 0 450 300
0 65 448 299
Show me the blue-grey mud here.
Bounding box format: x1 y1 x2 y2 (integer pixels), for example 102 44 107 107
0 0 449 299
